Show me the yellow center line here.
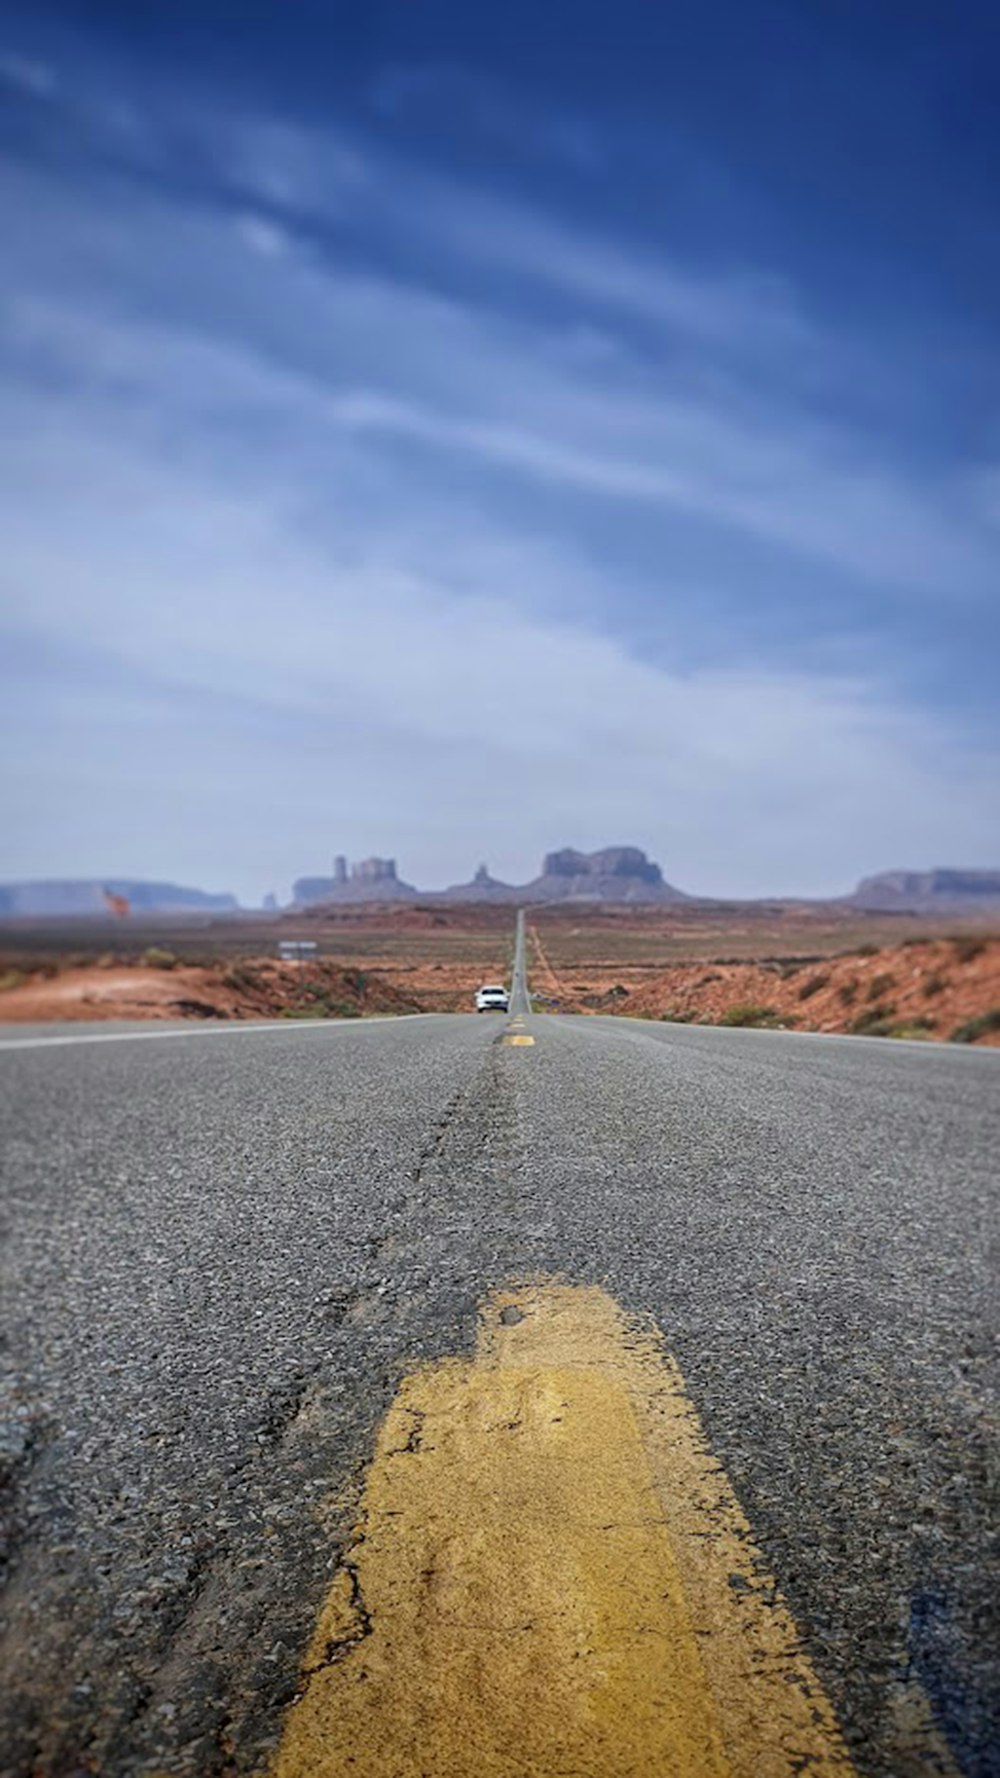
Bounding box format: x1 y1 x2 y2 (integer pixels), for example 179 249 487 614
270 1284 875 1777
502 1033 535 1046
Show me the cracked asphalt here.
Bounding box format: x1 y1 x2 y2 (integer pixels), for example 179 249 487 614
1 1009 998 1777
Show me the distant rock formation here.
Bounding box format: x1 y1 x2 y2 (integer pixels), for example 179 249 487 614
0 880 238 918
293 846 687 906
521 846 687 903
293 857 418 905
438 847 685 903
851 869 1000 911
353 857 403 886
441 863 518 900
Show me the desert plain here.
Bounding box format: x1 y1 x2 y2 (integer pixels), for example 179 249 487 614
1 900 998 1046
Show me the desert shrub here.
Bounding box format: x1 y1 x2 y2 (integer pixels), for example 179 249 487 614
921 973 947 998
141 946 178 970
950 1009 1000 1044
660 1008 695 1023
718 1003 783 1029
951 936 987 964
298 984 361 1016
849 1003 896 1035
222 964 259 991
887 1018 937 1039
0 969 25 992
867 971 897 1000
837 980 858 1006
696 972 723 986
855 942 880 958
170 997 222 1019
314 986 359 1016
797 972 830 1001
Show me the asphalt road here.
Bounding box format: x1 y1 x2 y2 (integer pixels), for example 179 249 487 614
1 1003 998 1777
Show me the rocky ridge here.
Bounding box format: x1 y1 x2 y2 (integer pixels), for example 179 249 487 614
851 869 1000 912
295 846 685 907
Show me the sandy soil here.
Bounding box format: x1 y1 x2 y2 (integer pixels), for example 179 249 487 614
531 934 1000 1045
0 956 430 1023
1 914 998 1044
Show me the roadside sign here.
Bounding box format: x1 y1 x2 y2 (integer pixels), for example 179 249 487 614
278 940 318 962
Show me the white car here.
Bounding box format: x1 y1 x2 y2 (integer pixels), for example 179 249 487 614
475 983 510 1013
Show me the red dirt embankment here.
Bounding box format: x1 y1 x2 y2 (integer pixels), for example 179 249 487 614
0 954 427 1023
595 937 1000 1044
2 935 998 1045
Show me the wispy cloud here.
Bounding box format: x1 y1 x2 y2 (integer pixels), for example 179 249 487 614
234 211 291 258
2 290 996 898
4 143 992 610
325 388 992 596
0 39 995 895
0 48 57 98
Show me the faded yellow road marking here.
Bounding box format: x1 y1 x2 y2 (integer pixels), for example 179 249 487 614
272 1284 858 1778
502 1033 535 1046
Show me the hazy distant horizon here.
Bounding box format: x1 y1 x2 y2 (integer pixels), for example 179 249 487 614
3 847 1000 913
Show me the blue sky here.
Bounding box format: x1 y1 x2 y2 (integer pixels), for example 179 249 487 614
1 0 997 902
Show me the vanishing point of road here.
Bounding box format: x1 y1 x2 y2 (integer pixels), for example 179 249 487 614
1 916 997 1776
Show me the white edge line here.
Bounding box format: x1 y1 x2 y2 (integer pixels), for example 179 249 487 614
0 1014 431 1052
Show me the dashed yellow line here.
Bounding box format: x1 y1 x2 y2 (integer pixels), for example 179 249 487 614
502 1033 535 1046
271 1284 863 1777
